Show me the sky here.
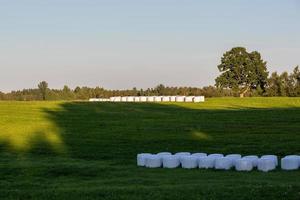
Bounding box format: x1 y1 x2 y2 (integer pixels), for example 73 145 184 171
0 0 300 92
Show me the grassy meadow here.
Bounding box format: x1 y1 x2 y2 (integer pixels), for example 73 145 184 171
0 97 300 199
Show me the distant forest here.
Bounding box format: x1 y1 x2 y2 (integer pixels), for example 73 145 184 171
1 47 299 101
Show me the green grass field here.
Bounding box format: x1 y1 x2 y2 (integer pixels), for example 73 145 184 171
1 98 300 200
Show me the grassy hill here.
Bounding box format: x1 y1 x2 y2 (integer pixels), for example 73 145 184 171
0 98 300 199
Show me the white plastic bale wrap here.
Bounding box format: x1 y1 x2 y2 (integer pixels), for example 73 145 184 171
163 155 180 168
170 96 176 102
147 96 155 102
235 159 253 171
175 152 191 163
261 155 278 166
243 155 259 167
225 154 242 165
198 156 215 169
145 155 162 168
162 96 171 102
140 96 147 102
184 96 194 102
137 153 152 166
127 96 134 102
191 153 207 158
257 158 276 172
181 155 198 169
156 152 172 161
121 97 127 102
175 96 185 102
110 97 115 102
285 155 300 165
215 157 233 170
154 96 162 102
134 96 140 102
193 96 205 102
114 96 121 102
281 156 299 170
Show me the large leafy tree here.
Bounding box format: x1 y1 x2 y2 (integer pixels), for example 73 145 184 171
215 47 269 97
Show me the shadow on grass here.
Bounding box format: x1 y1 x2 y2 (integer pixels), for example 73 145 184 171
39 102 300 163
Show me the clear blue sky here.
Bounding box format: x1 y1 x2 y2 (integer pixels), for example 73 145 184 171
0 0 299 91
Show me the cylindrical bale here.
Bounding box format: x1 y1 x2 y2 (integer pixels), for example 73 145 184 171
235 158 253 171
175 152 191 163
163 155 180 168
181 155 198 169
243 155 259 167
215 157 233 170
154 96 162 102
114 96 121 102
225 154 242 165
127 96 134 102
257 158 276 172
147 96 155 102
184 96 194 102
156 152 172 161
198 156 214 169
134 96 140 102
193 96 205 102
191 153 207 157
175 96 185 102
137 153 152 166
140 96 147 102
121 97 127 102
281 157 299 170
162 96 171 102
261 155 278 166
145 155 162 168
170 96 176 102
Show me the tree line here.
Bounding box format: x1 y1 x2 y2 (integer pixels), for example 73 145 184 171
0 47 299 100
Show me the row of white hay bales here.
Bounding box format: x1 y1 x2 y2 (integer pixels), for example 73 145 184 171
137 152 300 172
89 96 205 103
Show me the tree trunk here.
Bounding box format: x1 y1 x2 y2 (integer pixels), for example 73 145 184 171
239 86 249 98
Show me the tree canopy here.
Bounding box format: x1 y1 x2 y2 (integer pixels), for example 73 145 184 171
215 47 269 97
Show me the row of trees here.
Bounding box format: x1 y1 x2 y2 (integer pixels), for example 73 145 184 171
0 47 299 100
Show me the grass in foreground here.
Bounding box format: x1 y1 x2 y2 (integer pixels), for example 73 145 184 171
0 97 300 199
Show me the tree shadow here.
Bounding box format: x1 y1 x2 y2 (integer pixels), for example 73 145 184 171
40 102 300 164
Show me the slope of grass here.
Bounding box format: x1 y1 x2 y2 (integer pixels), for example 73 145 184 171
0 97 300 200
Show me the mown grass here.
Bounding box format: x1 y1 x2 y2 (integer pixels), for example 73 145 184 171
0 97 300 199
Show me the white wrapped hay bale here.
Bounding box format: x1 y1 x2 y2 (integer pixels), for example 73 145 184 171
215 157 233 170
154 96 162 102
243 155 259 167
261 155 278 166
162 96 171 102
235 158 253 171
145 155 162 168
140 96 147 102
121 97 127 102
109 97 115 102
89 98 96 102
208 154 224 159
163 155 180 168
257 158 276 172
198 156 215 169
134 96 140 102
137 153 152 166
127 96 134 102
194 96 205 102
114 96 121 102
184 96 194 102
156 152 172 161
225 154 242 165
281 156 299 170
191 153 207 158
175 96 185 102
285 155 300 164
175 152 191 163
181 155 198 169
170 96 176 102
147 96 155 102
